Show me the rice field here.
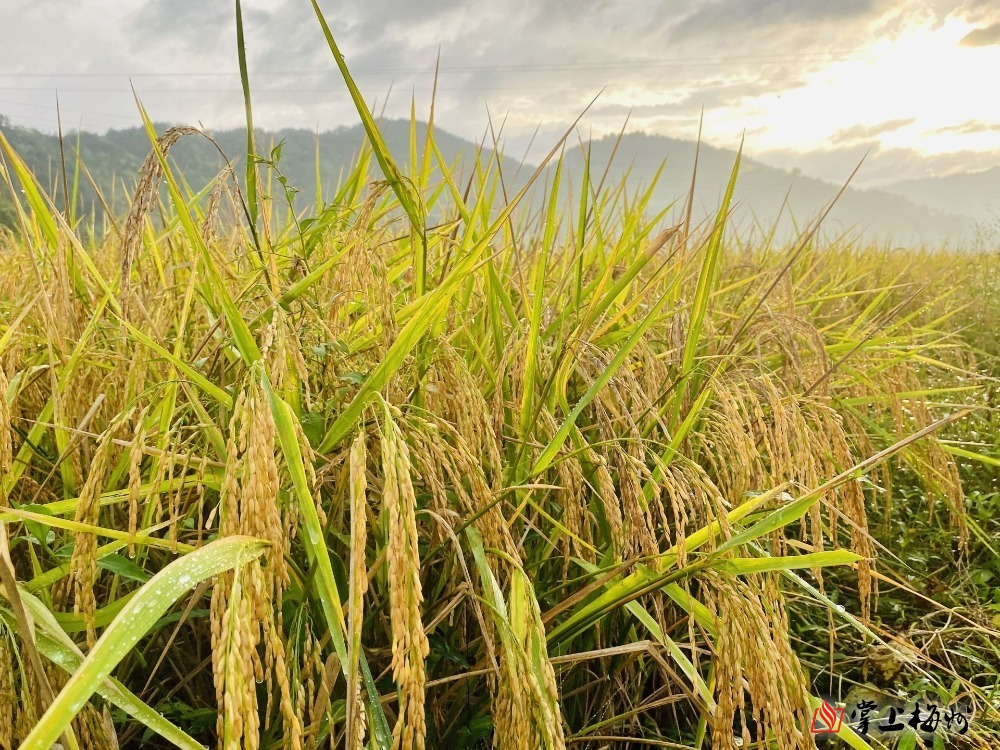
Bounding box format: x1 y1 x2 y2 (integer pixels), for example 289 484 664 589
0 8 999 750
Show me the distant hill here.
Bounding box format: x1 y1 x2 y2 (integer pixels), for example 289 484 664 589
0 117 525 229
0 116 977 246
553 132 974 246
881 166 1000 225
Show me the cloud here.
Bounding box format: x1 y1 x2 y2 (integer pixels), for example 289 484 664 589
669 0 892 40
3 0 850 136
954 0 1000 24
831 118 916 144
0 0 902 140
2 0 999 189
131 0 231 52
960 21 1000 46
932 120 1000 134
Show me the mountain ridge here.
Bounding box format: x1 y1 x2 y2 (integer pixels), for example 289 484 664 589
881 166 1000 225
0 116 978 245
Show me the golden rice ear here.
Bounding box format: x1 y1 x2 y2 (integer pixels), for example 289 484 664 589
126 406 148 558
515 574 567 750
534 408 592 568
487 561 567 750
422 344 504 479
211 391 256 750
63 412 131 647
0 633 14 750
212 564 257 750
587 449 624 558
200 171 229 245
210 381 304 750
12 658 37 746
869 359 968 552
0 366 11 481
380 410 429 750
697 369 880 619
405 411 517 558
51 702 119 750
305 646 340 746
327 183 397 350
346 430 369 750
706 571 813 750
120 126 203 318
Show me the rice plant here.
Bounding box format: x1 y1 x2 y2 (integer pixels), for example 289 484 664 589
0 7 997 750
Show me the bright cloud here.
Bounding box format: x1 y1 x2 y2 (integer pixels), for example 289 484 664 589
1 1 999 186
718 14 1000 161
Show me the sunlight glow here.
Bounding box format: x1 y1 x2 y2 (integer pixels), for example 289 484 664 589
706 15 1000 156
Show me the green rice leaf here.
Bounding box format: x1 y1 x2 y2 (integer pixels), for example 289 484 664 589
19 536 268 750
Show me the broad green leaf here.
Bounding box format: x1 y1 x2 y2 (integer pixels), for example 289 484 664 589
717 550 863 575
5 593 206 750
308 0 424 239
546 486 787 646
235 0 259 231
20 536 268 750
120 320 233 407
941 443 1000 468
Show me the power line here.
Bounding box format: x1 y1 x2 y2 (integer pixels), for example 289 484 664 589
0 81 806 94
0 51 868 78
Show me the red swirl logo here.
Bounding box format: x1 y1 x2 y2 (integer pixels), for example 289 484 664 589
811 700 845 733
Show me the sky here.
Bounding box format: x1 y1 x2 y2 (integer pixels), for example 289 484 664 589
1 0 999 188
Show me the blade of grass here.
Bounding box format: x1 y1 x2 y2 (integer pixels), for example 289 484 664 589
19 536 268 750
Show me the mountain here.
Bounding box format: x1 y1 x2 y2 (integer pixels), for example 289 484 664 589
881 166 1000 225
554 132 974 246
0 117 526 229
0 116 977 246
